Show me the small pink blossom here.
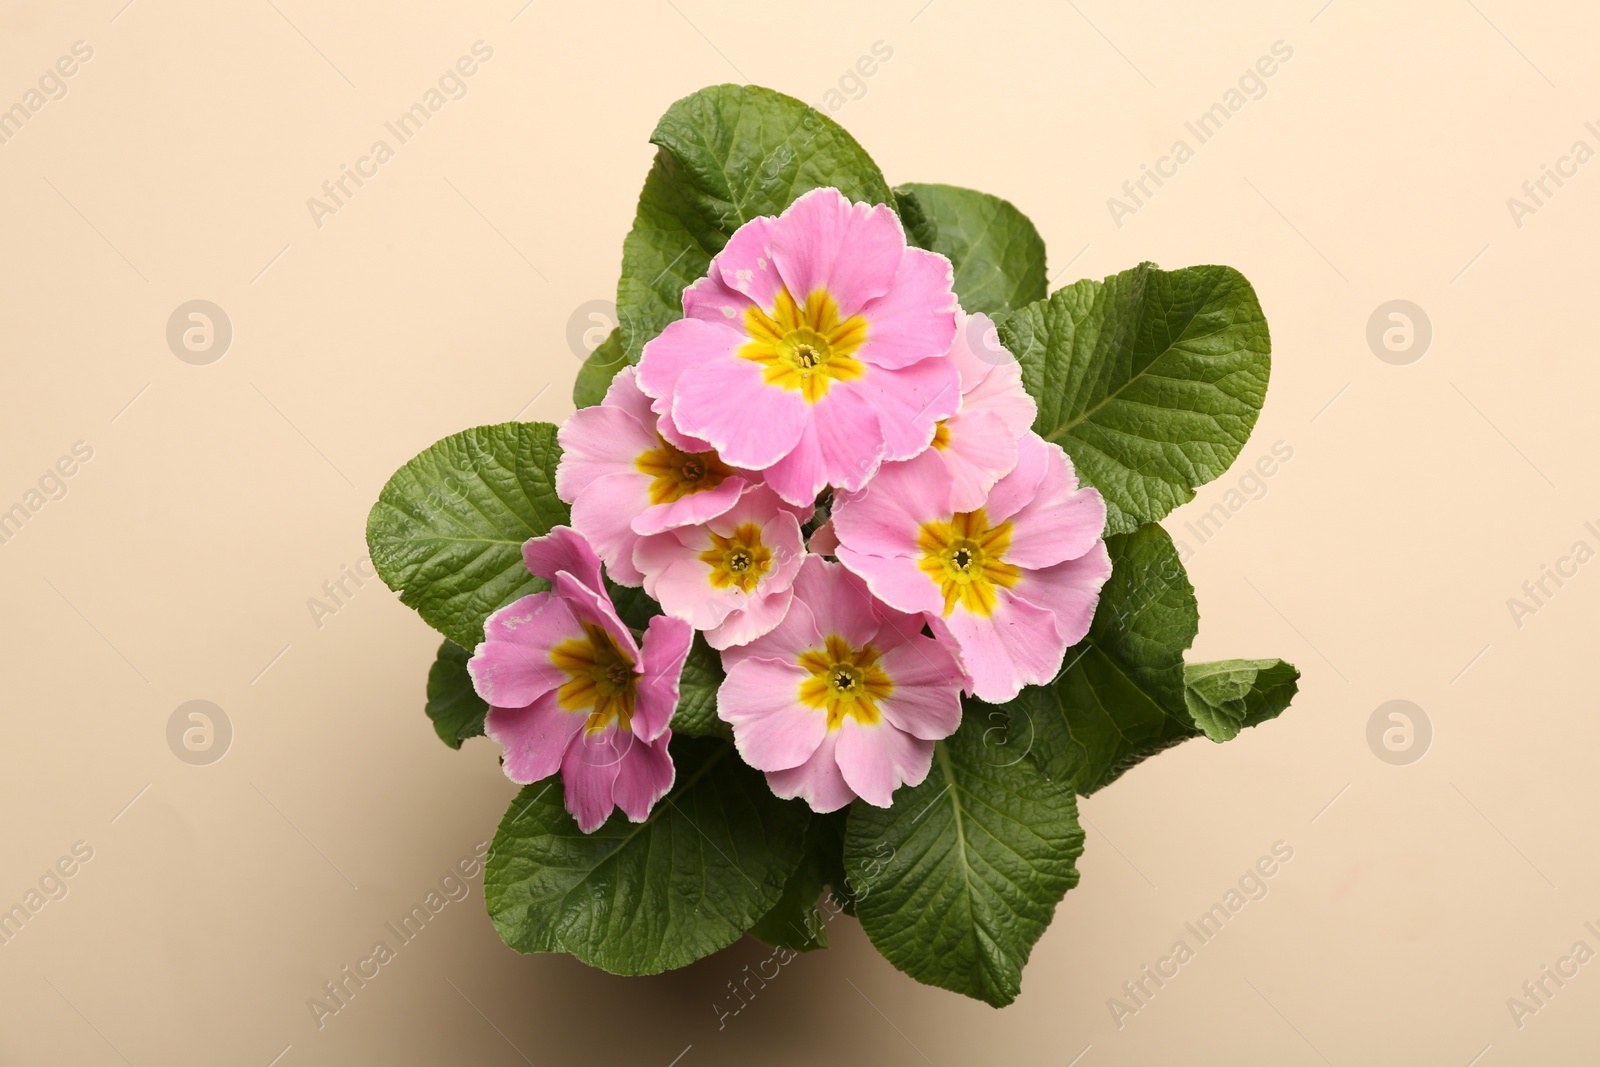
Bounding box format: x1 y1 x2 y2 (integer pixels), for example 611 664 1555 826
718 556 966 811
634 486 805 650
831 433 1110 703
636 187 962 508
469 526 692 832
556 367 751 586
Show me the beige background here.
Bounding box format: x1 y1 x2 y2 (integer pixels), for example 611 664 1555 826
1 0 1596 1063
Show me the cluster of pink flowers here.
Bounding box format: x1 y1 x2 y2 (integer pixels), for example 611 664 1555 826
469 188 1110 830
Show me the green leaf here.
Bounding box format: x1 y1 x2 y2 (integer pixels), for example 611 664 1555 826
573 327 627 409
668 635 733 742
366 422 569 651
845 714 1085 1007
893 186 939 252
747 809 850 952
998 263 1271 534
1184 659 1300 742
484 737 809 975
424 639 487 749
617 83 894 362
1002 523 1202 795
893 183 1047 315
606 577 663 633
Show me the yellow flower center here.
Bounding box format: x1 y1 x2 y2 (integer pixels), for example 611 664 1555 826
698 522 773 593
797 635 893 729
635 436 735 505
916 508 1021 617
739 287 868 403
930 420 952 451
549 622 637 734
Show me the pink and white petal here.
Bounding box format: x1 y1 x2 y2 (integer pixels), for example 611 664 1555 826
561 731 627 833
470 594 583 708
602 365 661 427
876 639 966 741
637 317 750 450
552 569 642 664
947 311 998 394
791 555 884 649
522 526 606 593
712 215 784 310
765 730 856 813
705 584 793 650
940 408 1021 512
980 431 1051 525
719 658 828 771
569 472 651 587
1016 539 1112 648
855 248 959 371
831 449 952 559
944 591 1070 703
768 189 903 317
681 266 758 327
1003 445 1108 570
555 404 657 504
810 384 888 493
632 475 747 537
610 734 676 823
721 598 824 670
847 355 961 462
835 546 944 618
835 718 934 807
808 518 840 555
760 421 831 507
634 614 694 740
647 554 742 631
484 690 585 785
959 341 1036 436
672 353 810 472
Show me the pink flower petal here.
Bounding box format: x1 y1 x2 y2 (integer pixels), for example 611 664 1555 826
938 408 1020 512
876 640 966 741
1002 441 1107 570
484 690 585 785
632 475 747 537
602 365 661 426
768 188 903 318
831 449 952 560
639 551 742 630
760 420 831 507
672 349 810 472
790 555 889 650
610 734 676 823
835 718 934 807
553 569 641 665
856 247 959 370
954 315 1036 436
570 472 651 587
808 518 840 555
719 658 828 771
847 356 961 462
941 589 1069 703
636 317 752 451
469 593 582 708
634 614 694 740
523 526 605 593
705 583 794 650
555 402 658 505
980 431 1051 525
711 215 784 311
766 730 856 812
835 546 944 617
562 729 627 832
681 264 758 328
1016 540 1112 648
721 598 824 671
